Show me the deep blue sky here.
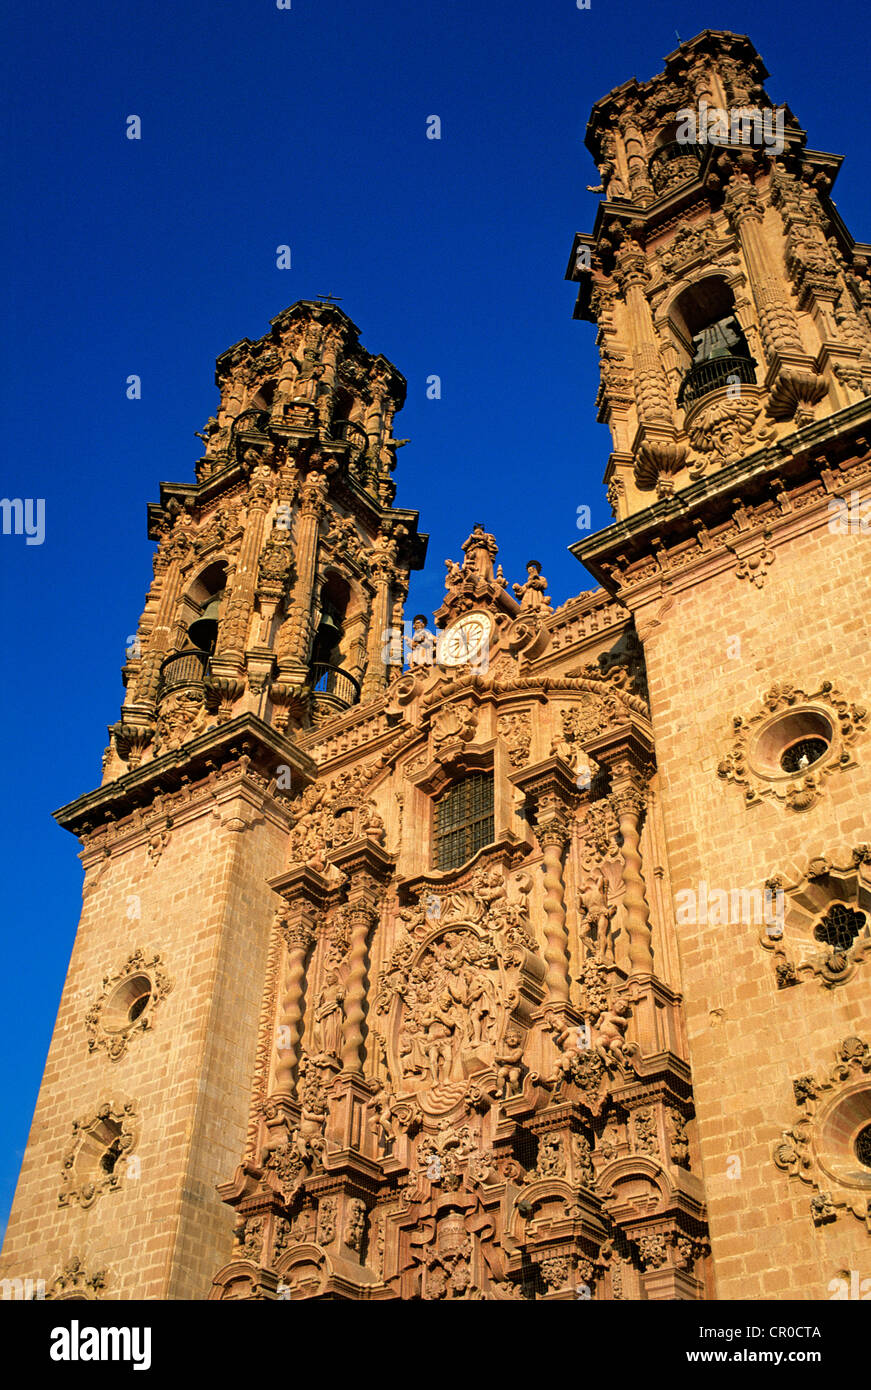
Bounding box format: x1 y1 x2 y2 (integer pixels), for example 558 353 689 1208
2 0 869 1238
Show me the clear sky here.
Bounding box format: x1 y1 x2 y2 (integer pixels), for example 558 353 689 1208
2 0 869 1238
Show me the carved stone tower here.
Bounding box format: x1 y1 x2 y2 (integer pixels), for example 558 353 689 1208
0 301 426 1299
570 31 871 1298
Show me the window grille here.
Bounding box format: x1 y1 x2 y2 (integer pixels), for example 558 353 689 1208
433 772 494 871
780 737 829 773
813 903 866 953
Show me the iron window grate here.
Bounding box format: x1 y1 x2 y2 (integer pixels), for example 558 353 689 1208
433 773 494 871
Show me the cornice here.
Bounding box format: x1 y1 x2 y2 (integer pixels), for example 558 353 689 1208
571 398 871 595
54 713 317 839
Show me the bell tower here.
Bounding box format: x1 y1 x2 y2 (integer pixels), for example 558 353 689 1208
113 297 426 773
0 300 425 1300
571 32 871 1299
569 29 871 517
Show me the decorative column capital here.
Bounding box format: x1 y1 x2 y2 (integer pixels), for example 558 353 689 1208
268 861 333 914
275 910 316 955
300 473 329 518
329 837 396 903
585 717 655 794
723 172 763 230
509 755 582 830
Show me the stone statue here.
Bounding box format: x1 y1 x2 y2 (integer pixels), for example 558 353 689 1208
593 998 632 1067
513 560 552 611
460 522 498 582
410 614 436 667
421 992 459 1083
578 870 618 963
495 1030 525 1098
312 971 345 1057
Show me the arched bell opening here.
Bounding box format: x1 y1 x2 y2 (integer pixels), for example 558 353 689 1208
309 572 360 712
160 561 227 697
648 121 702 195
669 276 756 408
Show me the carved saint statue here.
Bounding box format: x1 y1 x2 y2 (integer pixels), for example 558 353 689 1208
312 971 345 1057
578 869 618 963
512 559 552 612
421 992 459 1084
409 614 436 667
460 522 498 582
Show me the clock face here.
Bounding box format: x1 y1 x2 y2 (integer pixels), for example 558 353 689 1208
437 612 491 668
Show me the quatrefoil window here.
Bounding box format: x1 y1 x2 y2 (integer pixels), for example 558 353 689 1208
813 905 865 953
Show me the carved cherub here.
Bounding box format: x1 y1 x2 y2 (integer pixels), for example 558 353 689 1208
495 1030 525 1098
592 998 633 1068
544 1011 584 1093
444 557 464 587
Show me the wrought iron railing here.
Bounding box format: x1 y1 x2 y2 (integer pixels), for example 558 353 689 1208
310 662 361 709
159 648 211 695
677 355 757 409
648 141 702 196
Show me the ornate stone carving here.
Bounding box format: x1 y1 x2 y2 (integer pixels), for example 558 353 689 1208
58 1101 138 1209
717 680 867 811
85 950 173 1060
497 711 531 769
48 1258 107 1301
772 1037 871 1229
686 399 775 473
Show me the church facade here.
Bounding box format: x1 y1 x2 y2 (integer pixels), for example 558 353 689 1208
2 29 870 1301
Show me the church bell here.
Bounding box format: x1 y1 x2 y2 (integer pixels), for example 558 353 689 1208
188 597 221 652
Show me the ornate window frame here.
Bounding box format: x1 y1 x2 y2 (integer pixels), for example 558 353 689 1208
58 1099 138 1210
717 680 867 811
761 846 871 989
85 949 173 1060
772 1038 871 1230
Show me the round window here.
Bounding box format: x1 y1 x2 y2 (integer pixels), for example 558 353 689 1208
101 974 153 1033
750 708 834 780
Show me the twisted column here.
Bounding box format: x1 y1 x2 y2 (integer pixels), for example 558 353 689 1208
341 903 376 1075
614 787 654 975
539 819 572 1003
133 554 188 711
361 532 398 699
274 913 315 1096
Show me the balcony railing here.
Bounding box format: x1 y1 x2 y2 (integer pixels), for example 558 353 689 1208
159 648 211 696
648 141 702 196
677 355 758 410
310 662 361 710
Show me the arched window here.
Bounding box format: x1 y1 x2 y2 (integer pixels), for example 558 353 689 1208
433 772 494 871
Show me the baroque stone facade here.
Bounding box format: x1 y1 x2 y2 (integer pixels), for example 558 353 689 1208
1 31 870 1301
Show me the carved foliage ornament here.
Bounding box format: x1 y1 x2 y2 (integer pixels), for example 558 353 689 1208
285 762 384 869
48 1258 107 1301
